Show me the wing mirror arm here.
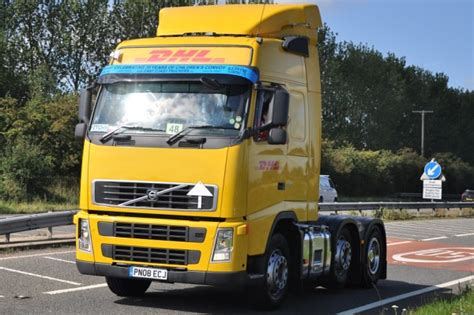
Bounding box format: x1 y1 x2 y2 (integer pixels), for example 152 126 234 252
75 82 97 140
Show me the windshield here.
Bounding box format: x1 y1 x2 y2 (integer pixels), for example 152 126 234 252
90 81 250 137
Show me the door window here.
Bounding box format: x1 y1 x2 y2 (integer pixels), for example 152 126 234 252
253 86 276 141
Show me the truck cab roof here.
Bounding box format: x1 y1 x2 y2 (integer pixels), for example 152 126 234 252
157 4 322 44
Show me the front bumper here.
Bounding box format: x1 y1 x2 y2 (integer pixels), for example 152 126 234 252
75 211 249 273
76 260 249 287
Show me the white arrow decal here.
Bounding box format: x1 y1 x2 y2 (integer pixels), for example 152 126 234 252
187 181 213 209
427 164 440 176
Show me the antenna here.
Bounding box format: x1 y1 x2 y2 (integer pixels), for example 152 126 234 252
256 2 267 38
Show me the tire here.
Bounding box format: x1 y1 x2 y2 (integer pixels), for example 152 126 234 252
105 276 151 297
361 226 384 288
249 233 290 310
321 227 354 290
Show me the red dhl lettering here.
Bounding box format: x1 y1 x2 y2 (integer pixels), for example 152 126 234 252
135 49 225 63
256 160 280 171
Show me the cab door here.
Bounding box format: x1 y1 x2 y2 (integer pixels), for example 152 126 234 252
247 83 287 217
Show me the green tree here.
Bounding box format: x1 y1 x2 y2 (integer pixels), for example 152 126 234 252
318 25 474 166
7 0 111 91
0 140 54 200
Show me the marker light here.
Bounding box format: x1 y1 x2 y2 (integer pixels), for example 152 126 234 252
78 219 92 252
212 229 233 262
109 50 122 61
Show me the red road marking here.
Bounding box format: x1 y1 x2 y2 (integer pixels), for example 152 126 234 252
387 238 474 272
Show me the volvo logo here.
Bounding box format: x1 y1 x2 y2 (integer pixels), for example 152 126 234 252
146 189 159 201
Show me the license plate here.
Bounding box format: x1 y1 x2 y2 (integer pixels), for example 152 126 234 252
128 266 168 280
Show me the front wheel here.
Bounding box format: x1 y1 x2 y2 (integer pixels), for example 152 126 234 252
249 233 290 310
105 276 151 297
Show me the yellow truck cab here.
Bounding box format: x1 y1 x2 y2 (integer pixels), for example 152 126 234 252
74 4 386 309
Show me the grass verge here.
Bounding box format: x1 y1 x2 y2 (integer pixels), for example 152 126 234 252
0 180 78 214
0 200 77 214
410 287 473 315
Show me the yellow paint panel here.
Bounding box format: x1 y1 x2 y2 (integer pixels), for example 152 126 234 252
247 201 308 255
157 4 322 43
258 40 306 85
288 91 306 142
116 46 252 66
77 212 247 273
86 143 229 218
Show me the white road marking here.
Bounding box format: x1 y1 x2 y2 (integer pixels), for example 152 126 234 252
421 236 448 241
387 230 437 238
386 232 427 238
392 247 474 263
44 256 75 264
0 267 81 286
387 220 474 228
0 250 75 261
387 224 461 234
387 237 416 241
44 283 107 295
338 275 474 315
387 241 412 246
0 295 4 298
455 232 474 237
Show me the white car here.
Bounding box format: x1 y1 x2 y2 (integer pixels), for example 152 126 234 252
319 175 338 202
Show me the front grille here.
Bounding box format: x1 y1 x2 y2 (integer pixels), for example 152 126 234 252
98 222 207 243
116 222 187 241
94 180 217 210
103 245 200 265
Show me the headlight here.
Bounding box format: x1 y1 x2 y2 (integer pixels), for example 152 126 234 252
212 228 233 262
78 219 92 252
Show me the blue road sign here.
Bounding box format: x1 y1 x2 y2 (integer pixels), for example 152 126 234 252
424 160 442 180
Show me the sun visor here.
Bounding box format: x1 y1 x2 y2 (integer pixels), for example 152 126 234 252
97 64 259 84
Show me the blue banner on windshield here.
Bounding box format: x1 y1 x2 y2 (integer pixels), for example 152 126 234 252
100 64 259 83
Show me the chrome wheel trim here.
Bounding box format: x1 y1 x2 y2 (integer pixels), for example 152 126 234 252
367 237 381 275
266 249 289 297
335 237 352 277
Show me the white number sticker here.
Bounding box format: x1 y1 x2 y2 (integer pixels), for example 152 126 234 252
90 124 109 132
166 123 184 135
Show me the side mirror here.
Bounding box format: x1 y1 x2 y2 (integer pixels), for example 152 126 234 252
79 89 92 124
268 128 287 145
270 89 289 127
75 122 87 140
282 36 309 57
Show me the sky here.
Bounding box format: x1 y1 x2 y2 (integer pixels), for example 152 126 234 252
275 0 474 90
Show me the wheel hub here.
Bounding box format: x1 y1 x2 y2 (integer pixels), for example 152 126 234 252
267 249 289 296
367 237 380 275
335 238 352 275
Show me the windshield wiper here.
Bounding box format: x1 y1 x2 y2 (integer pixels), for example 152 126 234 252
100 126 165 143
166 125 233 146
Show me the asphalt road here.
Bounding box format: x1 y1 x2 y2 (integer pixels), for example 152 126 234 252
0 217 473 314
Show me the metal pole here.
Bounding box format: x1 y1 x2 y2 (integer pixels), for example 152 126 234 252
412 110 433 157
421 111 425 157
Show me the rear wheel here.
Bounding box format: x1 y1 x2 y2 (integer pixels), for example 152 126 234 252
321 227 354 289
105 276 151 297
249 233 290 310
361 226 384 287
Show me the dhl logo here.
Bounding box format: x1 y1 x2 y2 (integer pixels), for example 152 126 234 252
256 160 280 171
135 49 225 63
